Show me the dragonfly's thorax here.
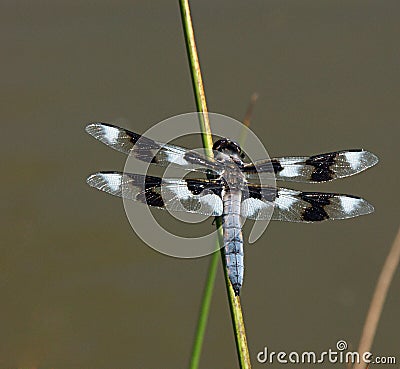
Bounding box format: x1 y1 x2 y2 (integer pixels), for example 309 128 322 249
220 167 246 192
213 138 246 191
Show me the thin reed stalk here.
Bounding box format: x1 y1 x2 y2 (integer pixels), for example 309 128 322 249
179 1 251 368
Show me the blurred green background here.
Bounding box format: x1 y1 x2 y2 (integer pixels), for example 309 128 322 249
1 1 399 368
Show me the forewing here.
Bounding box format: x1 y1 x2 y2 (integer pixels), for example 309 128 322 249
87 171 223 216
241 185 374 222
85 122 223 174
243 150 378 182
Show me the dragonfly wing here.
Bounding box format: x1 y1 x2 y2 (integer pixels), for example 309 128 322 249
243 150 378 182
86 122 224 174
241 185 374 222
87 171 224 216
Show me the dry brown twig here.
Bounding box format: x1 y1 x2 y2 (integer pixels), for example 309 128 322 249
243 93 259 128
353 226 400 369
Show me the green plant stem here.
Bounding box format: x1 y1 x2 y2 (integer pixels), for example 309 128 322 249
179 1 251 369
218 232 252 369
179 0 212 152
189 248 219 369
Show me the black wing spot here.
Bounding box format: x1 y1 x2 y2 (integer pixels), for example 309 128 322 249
185 179 206 195
185 179 224 197
305 153 337 182
128 131 160 149
242 159 280 175
126 131 141 145
245 186 277 202
300 193 333 221
271 159 284 174
135 176 164 207
247 186 262 200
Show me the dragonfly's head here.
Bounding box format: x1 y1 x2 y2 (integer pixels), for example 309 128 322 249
213 138 246 160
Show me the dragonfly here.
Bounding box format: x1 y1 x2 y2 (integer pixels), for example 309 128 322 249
86 122 378 295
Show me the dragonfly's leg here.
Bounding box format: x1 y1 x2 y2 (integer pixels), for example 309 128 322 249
212 215 225 226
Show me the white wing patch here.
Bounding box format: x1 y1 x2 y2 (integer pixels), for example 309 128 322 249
241 198 273 218
274 189 298 210
101 124 121 145
87 172 121 193
339 196 365 214
343 151 378 171
201 194 223 216
161 179 223 216
164 150 190 166
279 158 302 178
166 180 193 199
